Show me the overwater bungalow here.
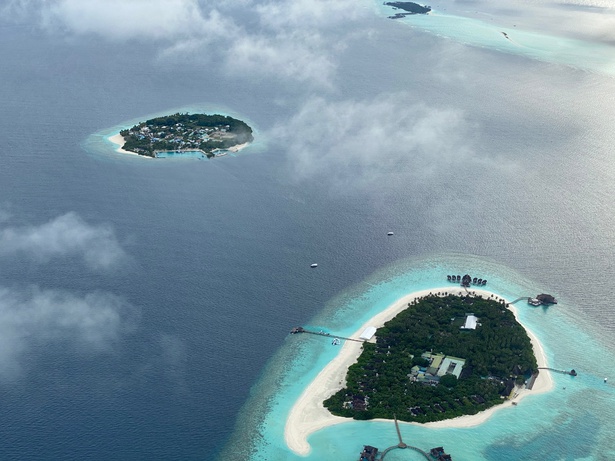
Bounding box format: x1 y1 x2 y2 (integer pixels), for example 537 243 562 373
537 293 557 304
359 445 378 461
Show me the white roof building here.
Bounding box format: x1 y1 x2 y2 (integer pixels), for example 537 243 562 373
461 314 478 330
437 357 466 378
359 326 377 341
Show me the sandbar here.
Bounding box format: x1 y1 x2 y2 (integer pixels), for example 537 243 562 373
285 287 553 455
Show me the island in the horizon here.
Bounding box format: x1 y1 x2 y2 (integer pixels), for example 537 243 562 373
324 293 538 423
385 1 431 19
112 113 254 158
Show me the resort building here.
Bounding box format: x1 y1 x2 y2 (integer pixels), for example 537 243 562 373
417 352 467 381
461 313 479 330
437 356 466 379
359 326 377 341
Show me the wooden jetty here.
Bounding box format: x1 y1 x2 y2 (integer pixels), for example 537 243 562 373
360 415 450 460
290 327 364 343
538 367 577 376
509 296 530 304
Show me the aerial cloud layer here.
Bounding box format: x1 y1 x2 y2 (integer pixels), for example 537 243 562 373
0 286 137 380
0 210 136 380
275 95 476 188
0 212 127 270
5 0 212 41
3 0 368 87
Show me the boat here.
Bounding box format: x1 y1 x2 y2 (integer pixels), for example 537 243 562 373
310 263 318 268
387 232 394 236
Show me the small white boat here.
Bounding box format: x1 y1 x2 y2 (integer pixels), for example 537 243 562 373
311 263 318 268
605 377 608 383
387 232 394 236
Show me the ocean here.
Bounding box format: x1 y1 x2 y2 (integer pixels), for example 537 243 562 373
1 1 615 459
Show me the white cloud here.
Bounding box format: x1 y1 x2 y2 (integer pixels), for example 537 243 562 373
223 32 336 88
274 95 477 188
255 0 366 30
0 286 137 380
3 0 369 87
0 212 127 270
5 0 214 41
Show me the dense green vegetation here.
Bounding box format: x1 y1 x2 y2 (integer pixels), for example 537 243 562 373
386 2 431 14
119 113 253 158
324 294 537 423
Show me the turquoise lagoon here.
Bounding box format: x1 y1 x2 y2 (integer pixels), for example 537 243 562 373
223 254 615 460
377 2 615 75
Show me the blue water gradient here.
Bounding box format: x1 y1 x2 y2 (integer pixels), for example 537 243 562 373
222 254 615 460
376 2 615 75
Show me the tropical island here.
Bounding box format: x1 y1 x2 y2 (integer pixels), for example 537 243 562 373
285 288 552 455
324 294 537 423
385 2 431 19
112 113 254 158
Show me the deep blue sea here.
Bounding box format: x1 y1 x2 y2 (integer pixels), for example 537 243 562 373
2 2 615 460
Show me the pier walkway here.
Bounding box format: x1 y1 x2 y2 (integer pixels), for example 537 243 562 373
378 416 431 460
290 327 364 342
538 367 577 376
509 296 530 304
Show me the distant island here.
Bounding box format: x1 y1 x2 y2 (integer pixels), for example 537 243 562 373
113 113 254 158
324 294 537 423
385 1 431 19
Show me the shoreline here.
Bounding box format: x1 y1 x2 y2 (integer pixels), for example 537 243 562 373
107 133 249 158
108 133 150 157
284 287 553 455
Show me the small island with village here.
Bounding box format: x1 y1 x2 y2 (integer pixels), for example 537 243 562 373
113 113 254 158
323 294 537 423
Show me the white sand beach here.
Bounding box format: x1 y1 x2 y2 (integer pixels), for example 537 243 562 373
227 142 250 153
285 287 553 455
108 133 148 157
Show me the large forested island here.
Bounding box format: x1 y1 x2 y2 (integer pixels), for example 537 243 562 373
118 113 253 158
324 294 537 423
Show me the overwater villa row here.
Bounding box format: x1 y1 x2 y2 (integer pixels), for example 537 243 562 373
446 274 487 286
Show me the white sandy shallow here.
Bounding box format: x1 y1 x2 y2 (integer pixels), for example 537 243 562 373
227 142 249 153
108 133 250 157
108 133 148 157
285 287 553 455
